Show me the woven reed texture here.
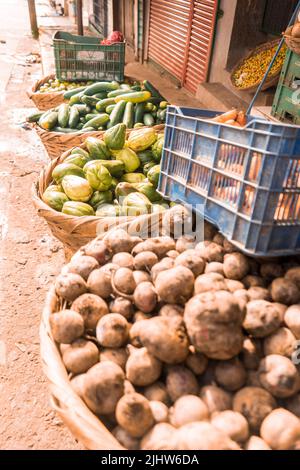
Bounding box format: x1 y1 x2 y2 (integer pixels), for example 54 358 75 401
230 39 282 93
284 26 300 55
34 123 165 160
32 125 165 259
27 74 66 111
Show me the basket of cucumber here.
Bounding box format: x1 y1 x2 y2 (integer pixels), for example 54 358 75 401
28 79 168 159
32 125 167 259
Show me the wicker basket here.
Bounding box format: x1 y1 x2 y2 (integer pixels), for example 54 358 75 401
284 26 300 55
32 125 165 259
230 39 282 93
27 74 66 111
34 124 164 161
41 210 188 449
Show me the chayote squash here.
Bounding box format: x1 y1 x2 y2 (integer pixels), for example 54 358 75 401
104 123 126 150
52 163 84 184
121 192 152 216
71 147 90 159
62 201 95 216
127 128 157 152
147 164 161 189
85 137 111 160
134 182 162 203
110 177 118 191
115 182 137 202
84 161 112 191
143 161 156 176
96 203 121 217
62 175 93 202
45 183 63 193
137 150 154 166
121 173 146 184
64 153 89 168
114 148 140 173
42 190 69 211
151 135 164 162
151 202 169 214
84 159 125 178
89 190 113 209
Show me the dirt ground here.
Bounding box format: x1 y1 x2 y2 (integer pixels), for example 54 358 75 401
0 33 83 449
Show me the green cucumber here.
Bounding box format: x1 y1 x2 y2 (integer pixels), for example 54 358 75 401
69 92 85 105
134 102 145 124
106 104 116 114
109 100 126 126
68 106 80 128
93 92 108 100
83 81 119 96
77 123 84 130
85 113 99 122
143 113 155 126
83 113 110 129
27 111 43 123
96 98 116 112
63 86 87 100
143 80 166 101
39 111 58 130
81 95 100 107
73 104 90 115
123 102 134 129
131 85 141 91
57 103 70 128
107 88 133 98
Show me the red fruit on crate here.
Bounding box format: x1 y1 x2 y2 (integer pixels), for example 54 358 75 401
101 31 124 45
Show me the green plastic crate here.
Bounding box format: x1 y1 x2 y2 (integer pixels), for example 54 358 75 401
272 48 300 124
53 31 125 82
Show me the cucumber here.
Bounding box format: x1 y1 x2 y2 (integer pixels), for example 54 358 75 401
96 98 116 112
85 113 98 122
143 80 166 101
131 85 141 91
68 106 80 128
144 102 154 112
134 102 145 124
73 104 90 115
57 103 70 128
39 111 58 130
159 101 169 109
107 88 133 98
109 100 126 126
115 91 151 104
122 102 134 129
27 111 43 123
81 95 100 107
93 92 108 100
83 113 110 129
77 123 84 130
63 86 87 100
120 83 131 90
106 104 116 114
143 113 155 127
83 81 119 96
69 91 84 105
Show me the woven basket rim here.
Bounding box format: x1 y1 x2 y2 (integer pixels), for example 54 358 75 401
230 38 282 92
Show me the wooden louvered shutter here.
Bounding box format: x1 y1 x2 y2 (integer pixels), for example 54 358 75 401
148 0 191 81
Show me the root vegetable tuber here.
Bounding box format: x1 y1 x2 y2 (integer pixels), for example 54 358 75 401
196 241 225 263
141 423 177 450
55 273 87 302
96 313 129 348
112 426 140 450
126 346 162 387
223 253 250 280
205 262 224 276
62 339 99 374
211 410 249 443
233 386 276 432
50 309 84 344
241 338 263 370
260 408 300 450
133 282 157 313
83 239 111 264
133 270 151 285
87 268 113 299
200 385 232 415
109 297 134 320
149 401 169 423
176 235 196 253
112 252 134 270
284 305 300 339
174 249 206 277
175 422 240 450
169 395 209 427
270 278 300 305
116 393 154 438
112 267 136 296
215 358 247 392
151 257 174 282
166 366 199 402
263 327 297 357
245 436 271 450
143 382 170 406
105 229 136 254
243 300 281 338
71 293 108 330
155 266 194 305
132 237 176 259
100 347 128 370
67 255 99 281
247 287 271 301
134 251 158 271
258 354 300 398
185 347 208 375
194 273 227 295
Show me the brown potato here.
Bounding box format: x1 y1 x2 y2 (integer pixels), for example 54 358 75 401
215 358 247 392
133 311 153 323
205 262 224 276
223 253 250 280
113 267 136 295
116 393 154 438
285 266 300 288
132 237 176 259
112 252 134 270
273 303 287 324
243 300 281 338
260 263 284 281
247 287 271 301
245 436 271 450
126 346 162 387
105 229 136 254
196 241 225 263
233 289 249 312
258 355 300 398
225 279 244 292
50 309 84 344
159 304 184 320
233 386 276 432
67 255 99 281
169 395 209 427
264 327 297 357
112 426 140 450
246 370 262 388
133 282 157 313
184 291 245 360
55 273 87 302
149 401 169 423
174 249 206 277
83 239 111 264
62 339 99 374
241 338 263 370
175 422 240 450
176 235 196 253
260 408 300 450
133 270 151 284
100 347 128 371
270 277 300 305
70 373 86 399
194 272 228 295
242 275 265 289
284 305 300 339
213 233 225 246
166 366 199 402
140 423 177 450
143 382 170 406
155 266 194 305
83 361 125 415
151 257 174 282
134 251 158 271
109 297 134 320
185 347 208 376
96 313 129 348
87 268 113 299
71 293 108 330
200 385 232 415
223 239 237 254
211 410 249 443
167 250 180 259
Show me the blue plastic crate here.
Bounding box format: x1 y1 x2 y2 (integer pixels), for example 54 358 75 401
158 106 300 257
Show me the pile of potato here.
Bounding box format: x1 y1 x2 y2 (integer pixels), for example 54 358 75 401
50 222 300 450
